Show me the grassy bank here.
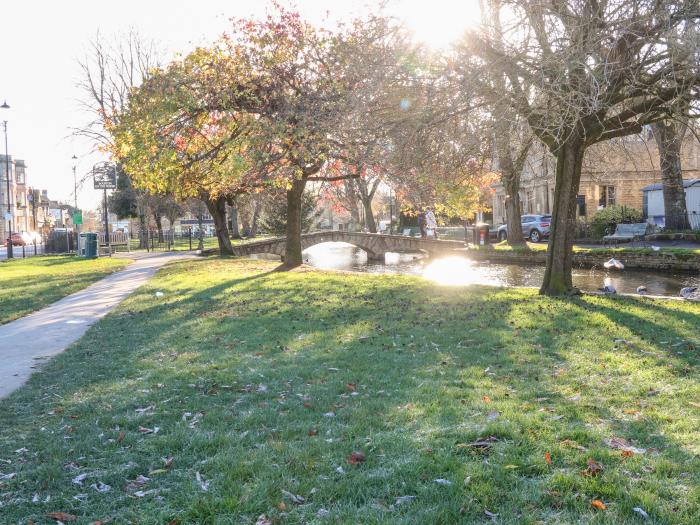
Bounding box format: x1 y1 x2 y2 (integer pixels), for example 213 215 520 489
1 258 699 523
0 256 130 324
489 241 700 257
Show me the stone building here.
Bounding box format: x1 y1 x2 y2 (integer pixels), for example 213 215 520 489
0 155 30 238
491 131 700 225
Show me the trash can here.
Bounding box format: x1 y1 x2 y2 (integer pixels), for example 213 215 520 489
84 233 98 259
473 223 490 246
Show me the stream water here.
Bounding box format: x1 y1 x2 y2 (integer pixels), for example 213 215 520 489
255 242 699 296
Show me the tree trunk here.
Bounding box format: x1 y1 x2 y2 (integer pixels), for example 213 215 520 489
229 200 242 239
361 196 377 233
138 211 148 249
205 195 234 256
503 168 526 246
540 137 585 296
250 201 260 237
196 213 204 251
283 179 307 268
155 215 164 243
652 122 689 230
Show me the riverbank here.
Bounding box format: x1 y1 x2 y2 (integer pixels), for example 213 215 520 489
469 243 700 272
1 258 699 523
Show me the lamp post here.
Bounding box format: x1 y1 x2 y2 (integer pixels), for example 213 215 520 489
72 155 79 235
2 100 12 259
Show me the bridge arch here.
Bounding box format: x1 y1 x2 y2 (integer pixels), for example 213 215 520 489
229 231 466 261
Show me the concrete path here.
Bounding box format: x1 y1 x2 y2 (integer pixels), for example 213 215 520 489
0 252 195 398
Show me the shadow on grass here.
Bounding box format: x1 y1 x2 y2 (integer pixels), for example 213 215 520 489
0 258 698 523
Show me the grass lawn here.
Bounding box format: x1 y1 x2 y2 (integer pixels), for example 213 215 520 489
1 259 699 524
490 241 700 257
0 256 130 325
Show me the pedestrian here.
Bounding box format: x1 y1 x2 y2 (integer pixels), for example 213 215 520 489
425 207 438 239
418 210 427 239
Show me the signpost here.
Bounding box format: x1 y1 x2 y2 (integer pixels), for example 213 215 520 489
93 162 117 252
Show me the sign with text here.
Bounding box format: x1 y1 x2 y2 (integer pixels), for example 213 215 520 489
73 211 83 225
93 162 117 190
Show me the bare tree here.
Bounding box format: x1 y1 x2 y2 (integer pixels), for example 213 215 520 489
468 0 700 294
75 31 161 245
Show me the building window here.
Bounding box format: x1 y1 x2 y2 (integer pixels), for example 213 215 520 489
598 185 616 208
15 169 25 185
577 195 587 216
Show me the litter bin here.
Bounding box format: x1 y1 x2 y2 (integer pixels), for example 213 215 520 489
82 232 98 259
473 223 490 246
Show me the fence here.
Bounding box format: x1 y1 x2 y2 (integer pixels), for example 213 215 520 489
2 238 47 260
129 228 216 252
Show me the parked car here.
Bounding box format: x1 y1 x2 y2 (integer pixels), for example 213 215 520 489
497 215 552 243
5 231 33 246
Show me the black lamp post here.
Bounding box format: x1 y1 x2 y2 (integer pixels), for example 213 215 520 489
72 155 79 235
2 100 12 259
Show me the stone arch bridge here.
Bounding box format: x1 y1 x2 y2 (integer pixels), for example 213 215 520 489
227 231 467 261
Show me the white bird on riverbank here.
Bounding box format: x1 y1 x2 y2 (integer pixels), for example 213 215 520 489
604 258 625 270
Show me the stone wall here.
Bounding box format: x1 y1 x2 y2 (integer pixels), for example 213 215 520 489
466 248 700 272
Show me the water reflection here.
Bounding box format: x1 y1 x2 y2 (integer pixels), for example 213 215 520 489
256 242 699 296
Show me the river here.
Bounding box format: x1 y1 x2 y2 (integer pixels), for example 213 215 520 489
253 242 698 296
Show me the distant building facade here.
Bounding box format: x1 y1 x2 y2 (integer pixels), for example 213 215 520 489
491 132 700 225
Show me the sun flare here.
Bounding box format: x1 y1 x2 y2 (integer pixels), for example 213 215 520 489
396 0 481 49
423 256 482 286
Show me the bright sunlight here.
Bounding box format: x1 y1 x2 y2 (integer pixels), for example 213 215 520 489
396 0 481 49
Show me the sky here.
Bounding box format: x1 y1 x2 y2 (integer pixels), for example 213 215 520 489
0 0 479 211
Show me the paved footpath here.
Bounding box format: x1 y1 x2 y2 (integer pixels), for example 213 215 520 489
0 252 195 399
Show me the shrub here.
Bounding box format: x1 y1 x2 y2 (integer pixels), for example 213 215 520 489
590 205 643 238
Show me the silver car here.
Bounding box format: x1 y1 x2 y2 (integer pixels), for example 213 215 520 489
497 214 551 242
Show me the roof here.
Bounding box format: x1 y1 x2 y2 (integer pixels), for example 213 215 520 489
642 179 700 191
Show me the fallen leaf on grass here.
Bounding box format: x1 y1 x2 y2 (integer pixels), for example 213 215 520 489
255 515 271 525
90 481 111 493
348 451 366 465
621 450 634 458
583 458 604 477
282 489 305 504
482 395 491 403
591 500 607 510
196 471 209 491
0 472 16 480
434 478 452 485
395 495 417 505
132 489 158 498
117 431 125 443
632 507 649 519
560 439 586 451
47 512 77 522
604 437 646 454
456 436 499 453
148 468 168 475
545 452 552 465
72 473 88 485
138 426 159 434
345 383 356 392
308 428 318 436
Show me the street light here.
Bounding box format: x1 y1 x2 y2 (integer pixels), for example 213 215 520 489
1 100 12 258
72 155 79 235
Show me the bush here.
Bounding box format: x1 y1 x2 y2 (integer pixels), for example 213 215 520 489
590 205 643 238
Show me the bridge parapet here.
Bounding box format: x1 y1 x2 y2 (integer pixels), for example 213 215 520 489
226 230 466 260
